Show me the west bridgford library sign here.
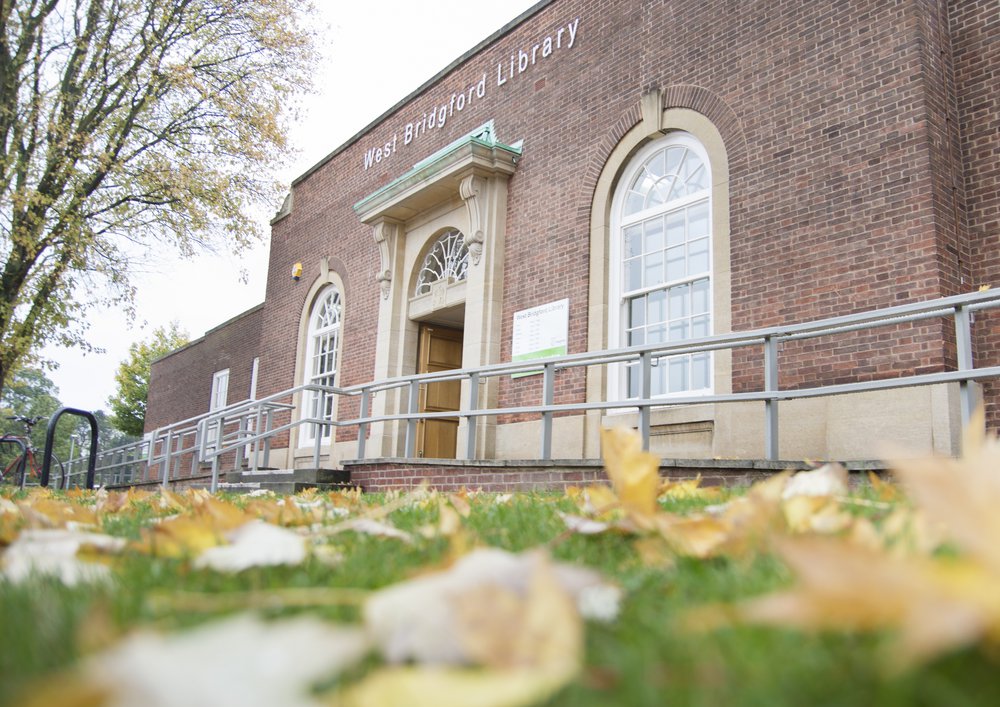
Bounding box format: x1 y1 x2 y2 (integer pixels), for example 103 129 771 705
363 16 581 170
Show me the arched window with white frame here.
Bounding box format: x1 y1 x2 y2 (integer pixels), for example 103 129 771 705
610 132 712 400
301 285 342 445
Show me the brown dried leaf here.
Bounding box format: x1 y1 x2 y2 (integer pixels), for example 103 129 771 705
601 427 660 519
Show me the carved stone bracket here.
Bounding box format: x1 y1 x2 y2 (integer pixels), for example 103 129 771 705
459 174 487 265
372 219 402 299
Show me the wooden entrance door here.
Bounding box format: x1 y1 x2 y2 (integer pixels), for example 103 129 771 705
416 324 463 459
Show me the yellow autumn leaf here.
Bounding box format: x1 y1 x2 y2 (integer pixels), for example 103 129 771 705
328 666 572 707
658 475 722 501
889 408 1000 575
131 516 230 558
654 514 731 559
711 535 1000 668
781 495 853 534
600 427 660 519
17 497 98 529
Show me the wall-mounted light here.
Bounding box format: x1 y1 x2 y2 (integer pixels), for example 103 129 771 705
292 262 303 282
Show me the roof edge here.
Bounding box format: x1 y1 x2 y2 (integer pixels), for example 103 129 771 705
290 0 554 188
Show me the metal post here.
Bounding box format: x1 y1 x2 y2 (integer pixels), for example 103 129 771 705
405 380 420 458
313 407 323 469
210 455 219 493
954 304 975 431
465 373 480 460
639 351 652 451
252 406 263 471
162 430 173 485
540 363 555 460
262 409 273 469
763 335 780 461
67 434 78 490
357 388 370 459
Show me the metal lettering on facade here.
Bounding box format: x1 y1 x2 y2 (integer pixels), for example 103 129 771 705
362 17 581 170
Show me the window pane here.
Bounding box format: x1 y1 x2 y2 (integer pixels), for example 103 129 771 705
643 217 663 252
669 284 689 318
686 164 708 193
665 211 685 247
651 359 666 396
669 357 689 391
692 354 710 389
627 363 638 398
691 315 710 338
625 259 642 291
644 251 664 287
648 289 666 324
665 147 683 173
624 225 642 257
625 192 644 215
646 151 665 179
629 296 645 327
692 279 710 314
689 237 709 274
647 324 666 344
669 320 689 341
665 246 685 281
628 328 644 346
688 202 709 238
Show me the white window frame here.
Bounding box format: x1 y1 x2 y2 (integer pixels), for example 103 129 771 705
207 368 230 447
300 286 342 447
609 132 714 402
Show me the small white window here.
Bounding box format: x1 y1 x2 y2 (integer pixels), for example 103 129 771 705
207 369 230 448
210 369 230 411
301 286 342 445
611 132 712 400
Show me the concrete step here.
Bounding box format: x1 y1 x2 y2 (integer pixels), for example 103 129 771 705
224 468 351 485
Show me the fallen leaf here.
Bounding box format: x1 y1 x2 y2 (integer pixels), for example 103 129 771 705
2 528 125 585
71 614 371 707
782 464 849 499
364 548 618 666
194 521 307 572
702 535 1000 668
328 666 572 707
601 427 660 519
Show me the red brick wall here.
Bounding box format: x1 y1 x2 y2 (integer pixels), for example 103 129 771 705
146 305 263 431
151 0 1000 441
951 0 1000 429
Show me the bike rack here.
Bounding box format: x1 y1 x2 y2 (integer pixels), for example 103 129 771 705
0 437 29 489
41 408 99 489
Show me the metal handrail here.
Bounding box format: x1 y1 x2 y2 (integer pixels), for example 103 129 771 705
67 290 1000 490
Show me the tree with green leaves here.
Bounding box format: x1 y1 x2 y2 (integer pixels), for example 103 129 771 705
108 323 187 436
0 0 315 396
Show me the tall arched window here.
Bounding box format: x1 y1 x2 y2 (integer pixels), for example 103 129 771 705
302 285 342 444
611 132 712 399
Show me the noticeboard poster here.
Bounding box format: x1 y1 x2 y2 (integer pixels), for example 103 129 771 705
511 298 569 378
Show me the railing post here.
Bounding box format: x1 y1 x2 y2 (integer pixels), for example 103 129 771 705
262 409 273 469
954 304 975 431
764 334 780 461
540 363 555 460
639 351 652 451
313 407 323 469
251 406 263 471
357 388 370 459
406 380 420 458
465 373 480 460
161 430 172 485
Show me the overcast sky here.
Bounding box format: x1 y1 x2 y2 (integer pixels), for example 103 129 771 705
42 1 541 411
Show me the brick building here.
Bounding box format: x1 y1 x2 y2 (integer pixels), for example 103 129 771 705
146 0 1000 469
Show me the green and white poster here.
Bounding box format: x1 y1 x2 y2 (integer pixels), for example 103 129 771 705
511 298 569 378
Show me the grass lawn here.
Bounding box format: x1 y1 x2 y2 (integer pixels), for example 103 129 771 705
1 476 999 706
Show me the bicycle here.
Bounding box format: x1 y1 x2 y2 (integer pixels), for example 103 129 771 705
0 415 65 488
